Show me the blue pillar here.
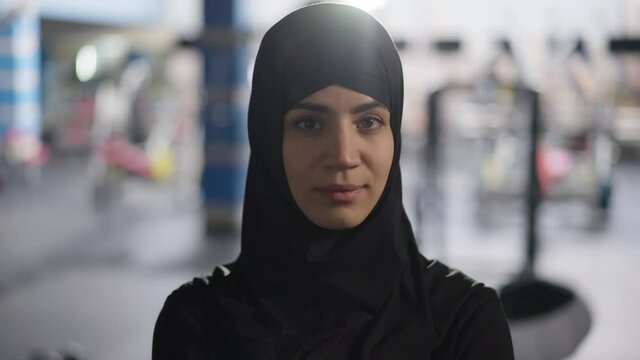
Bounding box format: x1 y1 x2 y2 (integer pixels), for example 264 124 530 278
200 0 250 235
0 3 41 145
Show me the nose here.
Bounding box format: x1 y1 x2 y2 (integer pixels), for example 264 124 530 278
325 122 361 170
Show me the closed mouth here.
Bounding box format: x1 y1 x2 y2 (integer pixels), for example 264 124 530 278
316 184 364 192
315 184 365 202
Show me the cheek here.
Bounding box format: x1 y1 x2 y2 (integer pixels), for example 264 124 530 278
371 133 394 181
283 140 314 190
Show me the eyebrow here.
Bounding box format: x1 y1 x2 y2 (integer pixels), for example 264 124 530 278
289 100 386 114
351 101 386 114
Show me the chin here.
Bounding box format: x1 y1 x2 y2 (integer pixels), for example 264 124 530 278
309 212 365 230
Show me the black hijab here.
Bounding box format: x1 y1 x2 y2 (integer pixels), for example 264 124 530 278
240 2 408 313
159 4 490 359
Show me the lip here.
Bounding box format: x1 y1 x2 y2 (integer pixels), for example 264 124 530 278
315 184 364 202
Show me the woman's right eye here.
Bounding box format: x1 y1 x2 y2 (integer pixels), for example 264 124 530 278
296 118 322 130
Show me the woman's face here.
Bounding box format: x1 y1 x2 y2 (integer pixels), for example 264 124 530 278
283 85 394 229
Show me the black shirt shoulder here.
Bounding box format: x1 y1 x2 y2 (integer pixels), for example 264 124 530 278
424 259 515 360
152 265 233 360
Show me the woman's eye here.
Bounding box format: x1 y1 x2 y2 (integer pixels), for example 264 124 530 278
296 118 322 130
357 117 383 129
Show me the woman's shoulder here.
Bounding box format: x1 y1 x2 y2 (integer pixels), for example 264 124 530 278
422 258 495 301
153 264 236 359
422 259 514 359
163 263 235 311
421 257 503 319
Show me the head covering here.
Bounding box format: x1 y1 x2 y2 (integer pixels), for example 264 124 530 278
210 4 433 359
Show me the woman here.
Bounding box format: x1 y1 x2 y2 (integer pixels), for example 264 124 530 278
153 4 514 359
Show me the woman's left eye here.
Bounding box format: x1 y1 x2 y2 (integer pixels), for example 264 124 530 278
356 117 383 129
